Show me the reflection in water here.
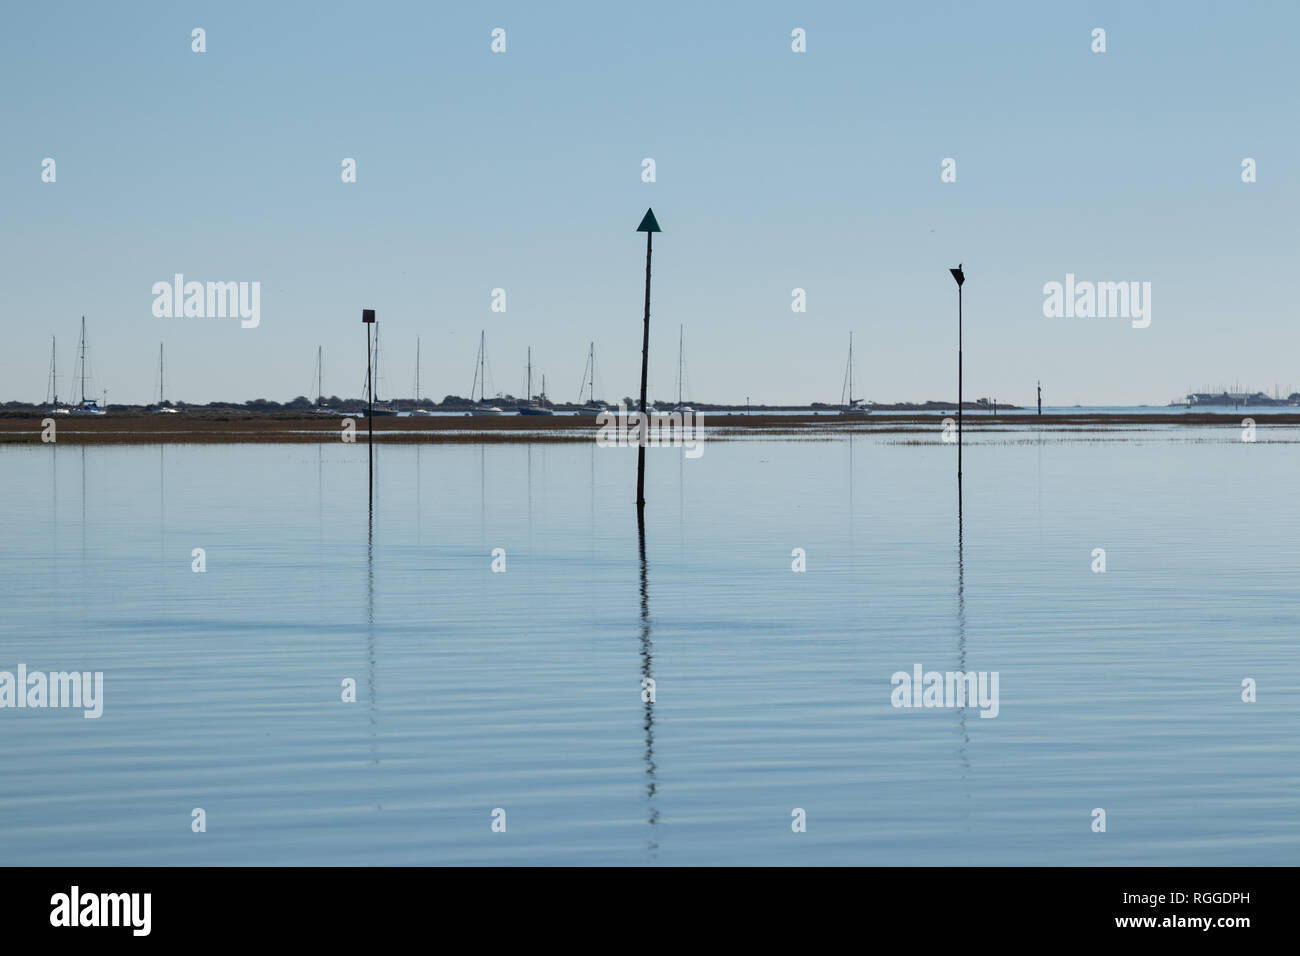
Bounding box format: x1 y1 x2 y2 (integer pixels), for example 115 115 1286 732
80 445 87 606
50 440 57 573
678 445 685 548
637 510 659 851
159 445 165 571
366 478 379 769
848 429 855 541
955 476 971 782
1036 424 1044 563
526 444 534 553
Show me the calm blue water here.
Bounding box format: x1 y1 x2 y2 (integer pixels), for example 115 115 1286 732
1 423 1297 865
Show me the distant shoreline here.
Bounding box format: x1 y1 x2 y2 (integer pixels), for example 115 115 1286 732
3 410 1297 445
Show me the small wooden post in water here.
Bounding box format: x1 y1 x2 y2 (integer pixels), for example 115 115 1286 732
636 209 661 510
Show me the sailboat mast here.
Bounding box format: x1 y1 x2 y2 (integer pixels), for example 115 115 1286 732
416 337 421 404
80 316 87 404
479 331 486 402
159 341 164 405
527 347 532 402
588 341 594 404
677 325 684 407
849 332 854 404
316 345 323 406
50 336 57 405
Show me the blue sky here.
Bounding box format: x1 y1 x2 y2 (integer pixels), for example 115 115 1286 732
3 1 1297 406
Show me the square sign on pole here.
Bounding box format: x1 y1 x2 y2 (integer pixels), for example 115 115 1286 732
362 309 376 323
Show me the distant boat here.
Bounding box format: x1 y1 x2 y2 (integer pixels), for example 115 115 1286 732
365 327 399 416
840 332 870 415
69 317 106 415
150 341 180 413
408 337 439 415
467 331 505 415
45 335 70 415
670 325 694 412
518 347 554 415
309 345 341 413
576 341 607 413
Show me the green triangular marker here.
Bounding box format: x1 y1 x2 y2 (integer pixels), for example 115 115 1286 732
636 208 661 233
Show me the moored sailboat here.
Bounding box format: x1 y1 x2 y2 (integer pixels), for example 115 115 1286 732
69 317 106 415
671 325 694 413
840 332 870 415
467 331 504 415
151 341 178 412
518 347 554 415
576 341 606 413
410 337 438 415
46 336 69 415
364 326 398 416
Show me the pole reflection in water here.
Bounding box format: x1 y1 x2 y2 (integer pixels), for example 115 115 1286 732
50 441 59 629
51 437 57 554
637 510 659 851
159 445 165 573
80 445 87 607
955 476 971 794
526 444 534 554
317 442 323 560
677 445 684 548
848 427 855 542
366 483 379 770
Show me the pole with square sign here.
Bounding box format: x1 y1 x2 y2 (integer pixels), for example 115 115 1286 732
948 266 964 482
362 309 375 500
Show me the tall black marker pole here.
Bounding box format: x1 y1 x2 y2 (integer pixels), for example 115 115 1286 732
949 265 965 481
362 308 375 502
636 209 661 510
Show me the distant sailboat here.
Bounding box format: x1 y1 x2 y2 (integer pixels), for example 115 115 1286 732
46 336 69 414
467 330 504 415
671 325 694 413
152 341 178 413
410 337 437 415
312 345 338 413
518 347 554 415
364 326 398 416
840 332 870 415
577 341 605 412
69 317 106 415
